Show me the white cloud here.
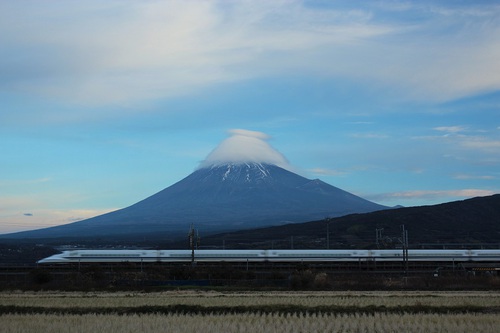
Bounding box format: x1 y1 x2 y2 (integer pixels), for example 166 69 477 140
415 127 500 158
460 138 500 152
372 189 496 202
454 174 495 180
198 128 291 169
2 1 392 107
1 0 499 116
309 168 348 177
433 126 466 133
228 129 270 141
0 207 117 234
0 193 117 234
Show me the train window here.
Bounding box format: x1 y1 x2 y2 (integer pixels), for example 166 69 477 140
79 253 141 257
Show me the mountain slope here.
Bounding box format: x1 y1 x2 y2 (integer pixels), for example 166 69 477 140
2 163 387 240
198 194 500 249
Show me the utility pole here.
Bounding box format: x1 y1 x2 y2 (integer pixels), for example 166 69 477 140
376 228 384 249
325 217 332 249
188 224 200 266
401 225 409 275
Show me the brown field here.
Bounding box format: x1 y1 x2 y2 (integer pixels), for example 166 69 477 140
1 290 500 332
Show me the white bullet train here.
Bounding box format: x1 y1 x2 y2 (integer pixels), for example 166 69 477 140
37 249 500 264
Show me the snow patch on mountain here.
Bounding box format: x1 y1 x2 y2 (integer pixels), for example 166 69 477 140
208 162 274 183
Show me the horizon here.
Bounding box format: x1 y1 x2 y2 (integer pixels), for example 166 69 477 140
1 1 499 234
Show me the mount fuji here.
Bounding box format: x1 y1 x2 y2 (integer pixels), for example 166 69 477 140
2 129 387 240
2 162 387 240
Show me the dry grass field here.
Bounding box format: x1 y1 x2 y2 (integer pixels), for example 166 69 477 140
1 290 500 332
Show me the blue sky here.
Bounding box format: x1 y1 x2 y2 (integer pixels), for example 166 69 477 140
1 0 499 234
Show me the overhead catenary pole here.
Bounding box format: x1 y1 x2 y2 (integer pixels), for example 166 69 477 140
188 224 196 265
325 217 332 249
401 225 409 275
376 228 384 249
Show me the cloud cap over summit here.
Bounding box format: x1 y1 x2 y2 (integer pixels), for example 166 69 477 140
198 129 291 170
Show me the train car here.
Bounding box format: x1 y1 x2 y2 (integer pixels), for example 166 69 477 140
269 249 367 262
406 249 471 262
184 250 267 262
37 250 153 264
37 249 269 264
469 249 500 261
37 249 500 265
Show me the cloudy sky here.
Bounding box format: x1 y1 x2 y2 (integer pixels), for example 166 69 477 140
1 0 499 234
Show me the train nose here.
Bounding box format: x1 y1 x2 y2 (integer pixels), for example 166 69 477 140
37 254 66 264
37 258 53 264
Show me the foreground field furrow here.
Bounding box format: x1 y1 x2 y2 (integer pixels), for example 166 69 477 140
1 304 500 315
2 291 500 333
1 313 499 333
2 291 500 308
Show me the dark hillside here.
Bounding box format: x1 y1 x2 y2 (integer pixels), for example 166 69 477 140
195 194 500 249
1 195 499 264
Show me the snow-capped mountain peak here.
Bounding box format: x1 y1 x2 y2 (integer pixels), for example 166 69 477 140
198 129 292 171
4 130 387 240
204 162 274 183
